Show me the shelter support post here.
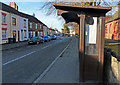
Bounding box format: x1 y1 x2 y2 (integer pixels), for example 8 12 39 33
78 14 85 82
98 16 105 83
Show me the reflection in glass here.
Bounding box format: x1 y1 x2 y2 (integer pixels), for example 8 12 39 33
85 17 98 55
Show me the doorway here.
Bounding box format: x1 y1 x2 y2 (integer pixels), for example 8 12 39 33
18 30 20 42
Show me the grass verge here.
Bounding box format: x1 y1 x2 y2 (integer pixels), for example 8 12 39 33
105 44 120 55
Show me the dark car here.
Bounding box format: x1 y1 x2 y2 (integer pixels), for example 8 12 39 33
50 35 56 40
48 36 51 41
28 37 44 45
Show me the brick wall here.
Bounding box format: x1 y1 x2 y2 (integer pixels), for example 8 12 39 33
105 19 120 40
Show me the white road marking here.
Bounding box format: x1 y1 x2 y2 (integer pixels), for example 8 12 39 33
3 44 52 66
33 40 72 83
41 45 51 49
3 39 65 66
3 51 36 66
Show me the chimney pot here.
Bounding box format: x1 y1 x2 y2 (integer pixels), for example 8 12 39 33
33 13 35 16
9 2 18 10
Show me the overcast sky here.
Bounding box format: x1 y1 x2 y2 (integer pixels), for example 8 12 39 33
2 2 65 31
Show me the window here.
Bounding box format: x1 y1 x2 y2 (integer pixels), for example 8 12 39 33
40 24 42 29
24 19 26 28
2 15 6 24
36 24 37 29
12 17 16 26
2 30 7 39
30 23 32 28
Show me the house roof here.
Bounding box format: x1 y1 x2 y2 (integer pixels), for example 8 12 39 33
0 2 42 23
105 11 120 23
54 3 112 17
43 23 48 27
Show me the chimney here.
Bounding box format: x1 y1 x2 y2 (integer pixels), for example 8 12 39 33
9 2 18 10
33 12 35 17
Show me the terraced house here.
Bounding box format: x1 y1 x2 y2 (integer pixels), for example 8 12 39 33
48 28 55 36
27 13 44 39
0 2 27 44
105 3 120 40
43 24 48 36
0 4 11 44
0 2 45 44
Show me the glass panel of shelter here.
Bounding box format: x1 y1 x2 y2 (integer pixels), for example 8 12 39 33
85 17 99 55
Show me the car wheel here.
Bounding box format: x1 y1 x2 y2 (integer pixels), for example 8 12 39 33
37 41 39 44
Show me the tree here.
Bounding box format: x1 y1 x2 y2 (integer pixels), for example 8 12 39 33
41 0 119 16
64 24 70 34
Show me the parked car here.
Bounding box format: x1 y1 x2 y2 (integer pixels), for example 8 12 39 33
48 36 51 41
50 35 56 40
28 37 44 45
43 36 50 42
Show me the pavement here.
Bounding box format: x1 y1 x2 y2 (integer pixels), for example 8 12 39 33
2 37 72 83
36 37 79 83
0 41 28 51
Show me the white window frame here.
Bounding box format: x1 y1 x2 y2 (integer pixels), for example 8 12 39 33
2 30 7 39
24 30 27 38
30 22 32 28
12 17 16 26
40 24 42 29
24 19 26 28
36 24 38 29
2 15 6 24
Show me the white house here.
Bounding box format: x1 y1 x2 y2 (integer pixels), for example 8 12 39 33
70 29 75 36
0 4 11 44
20 17 28 41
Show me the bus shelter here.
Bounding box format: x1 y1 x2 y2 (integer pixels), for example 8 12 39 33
54 3 111 83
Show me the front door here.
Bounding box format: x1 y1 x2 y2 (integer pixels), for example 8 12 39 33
35 31 38 37
21 30 24 41
18 30 20 41
13 30 16 39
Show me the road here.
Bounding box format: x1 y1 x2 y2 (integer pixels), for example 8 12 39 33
2 37 71 83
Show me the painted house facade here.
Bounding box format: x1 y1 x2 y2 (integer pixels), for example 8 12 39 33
20 17 28 41
0 9 11 44
0 2 27 43
10 13 20 42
